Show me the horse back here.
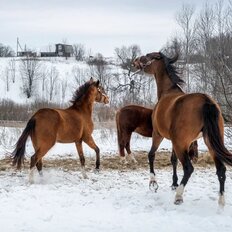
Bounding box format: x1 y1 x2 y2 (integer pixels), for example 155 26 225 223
154 93 219 140
117 105 153 137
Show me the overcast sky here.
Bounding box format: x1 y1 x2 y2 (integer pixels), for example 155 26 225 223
0 0 218 57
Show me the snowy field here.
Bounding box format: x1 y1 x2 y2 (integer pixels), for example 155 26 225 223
1 167 232 232
0 126 232 231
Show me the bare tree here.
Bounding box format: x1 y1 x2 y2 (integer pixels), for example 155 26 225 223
176 3 196 92
61 75 68 105
9 58 16 83
40 68 49 100
114 45 143 103
115 45 141 76
0 43 14 57
73 43 85 61
72 66 86 86
192 3 215 92
20 57 41 98
87 53 111 90
1 67 10 92
46 66 59 101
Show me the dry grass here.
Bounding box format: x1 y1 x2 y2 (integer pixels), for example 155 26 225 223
0 151 214 172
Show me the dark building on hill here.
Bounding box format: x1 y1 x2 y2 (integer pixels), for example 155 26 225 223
55 44 73 57
40 44 74 57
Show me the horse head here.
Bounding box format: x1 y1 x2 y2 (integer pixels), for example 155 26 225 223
92 80 109 104
133 52 179 76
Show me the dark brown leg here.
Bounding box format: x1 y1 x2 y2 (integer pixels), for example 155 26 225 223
171 150 178 189
173 145 194 205
148 132 163 191
29 143 54 184
83 136 100 171
36 159 43 176
75 141 88 178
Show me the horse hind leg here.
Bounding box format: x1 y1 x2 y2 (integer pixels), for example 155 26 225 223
29 144 54 184
118 131 130 164
170 150 178 189
36 160 43 176
125 141 137 164
119 143 128 164
173 143 194 205
204 138 226 207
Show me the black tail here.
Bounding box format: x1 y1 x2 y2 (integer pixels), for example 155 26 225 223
115 110 122 155
202 101 232 165
12 118 36 169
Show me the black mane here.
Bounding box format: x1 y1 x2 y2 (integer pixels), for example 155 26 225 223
159 52 185 86
71 80 93 104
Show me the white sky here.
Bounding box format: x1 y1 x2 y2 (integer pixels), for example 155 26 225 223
0 0 218 57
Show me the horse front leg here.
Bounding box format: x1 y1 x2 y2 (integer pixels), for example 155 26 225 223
148 133 163 191
75 141 88 179
83 136 100 172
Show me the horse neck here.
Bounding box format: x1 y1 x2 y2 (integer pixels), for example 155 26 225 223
74 95 95 115
155 73 182 99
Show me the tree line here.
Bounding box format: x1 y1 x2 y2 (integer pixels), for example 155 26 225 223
0 0 231 124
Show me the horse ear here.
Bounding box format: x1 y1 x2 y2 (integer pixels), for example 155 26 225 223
95 80 100 87
90 77 94 83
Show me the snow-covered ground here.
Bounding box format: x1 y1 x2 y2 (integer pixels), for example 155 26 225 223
1 126 232 231
1 167 232 232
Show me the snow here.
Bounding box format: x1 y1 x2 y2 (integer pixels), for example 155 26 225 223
1 167 232 232
1 126 232 231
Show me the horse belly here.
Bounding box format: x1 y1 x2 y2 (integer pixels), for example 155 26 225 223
56 127 82 143
135 127 152 137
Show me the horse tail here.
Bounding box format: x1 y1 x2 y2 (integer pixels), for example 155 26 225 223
202 100 232 165
12 118 36 169
115 110 122 156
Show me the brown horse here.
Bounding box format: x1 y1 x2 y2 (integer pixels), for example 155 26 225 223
12 78 109 183
133 52 232 206
116 104 198 188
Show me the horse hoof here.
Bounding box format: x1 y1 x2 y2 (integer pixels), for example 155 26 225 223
149 180 159 192
39 171 43 177
132 159 138 164
218 194 225 207
29 179 34 185
83 175 89 179
171 185 178 190
94 169 100 174
81 172 88 179
120 157 128 164
174 197 183 205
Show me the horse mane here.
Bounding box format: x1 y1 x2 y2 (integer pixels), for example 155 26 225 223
159 52 185 86
70 80 93 105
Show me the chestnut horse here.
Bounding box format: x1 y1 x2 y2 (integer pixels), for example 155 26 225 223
133 52 232 206
12 78 109 183
116 104 198 188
